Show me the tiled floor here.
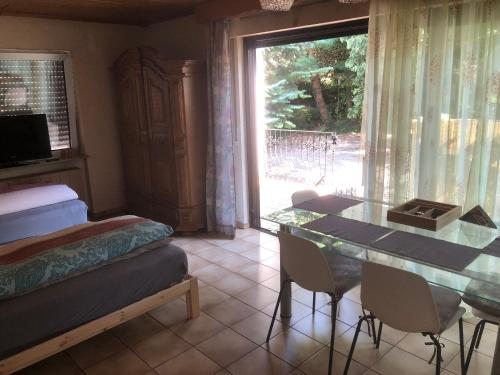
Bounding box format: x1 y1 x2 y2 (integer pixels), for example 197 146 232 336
18 228 496 375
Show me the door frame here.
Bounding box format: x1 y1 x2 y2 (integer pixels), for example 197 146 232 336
243 19 369 229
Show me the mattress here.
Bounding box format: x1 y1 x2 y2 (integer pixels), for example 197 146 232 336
0 199 88 245
0 242 188 359
0 184 78 215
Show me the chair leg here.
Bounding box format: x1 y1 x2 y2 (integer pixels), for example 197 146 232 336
266 281 286 343
362 308 372 338
328 298 338 375
465 320 485 374
312 292 316 314
376 321 383 349
343 315 370 375
459 318 465 375
428 334 442 375
475 320 485 349
370 316 377 345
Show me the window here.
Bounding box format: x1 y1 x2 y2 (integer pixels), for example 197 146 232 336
0 51 77 150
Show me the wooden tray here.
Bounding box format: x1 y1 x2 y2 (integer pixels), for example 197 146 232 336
387 199 462 231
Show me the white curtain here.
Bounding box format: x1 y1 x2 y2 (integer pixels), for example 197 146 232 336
363 0 500 221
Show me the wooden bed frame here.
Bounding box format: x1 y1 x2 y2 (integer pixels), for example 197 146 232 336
0 275 200 375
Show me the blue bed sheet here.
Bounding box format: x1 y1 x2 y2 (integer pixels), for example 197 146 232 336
0 200 88 245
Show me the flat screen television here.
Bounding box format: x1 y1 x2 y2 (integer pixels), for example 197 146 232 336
0 114 52 165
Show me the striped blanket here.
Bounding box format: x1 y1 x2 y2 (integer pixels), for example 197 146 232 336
0 216 173 299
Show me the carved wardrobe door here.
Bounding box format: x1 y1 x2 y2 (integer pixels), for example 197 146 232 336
114 51 152 218
142 56 178 225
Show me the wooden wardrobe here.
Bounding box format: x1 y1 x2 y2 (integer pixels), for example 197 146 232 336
114 47 207 232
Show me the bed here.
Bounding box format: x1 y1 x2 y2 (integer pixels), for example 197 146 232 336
0 216 199 374
0 184 88 245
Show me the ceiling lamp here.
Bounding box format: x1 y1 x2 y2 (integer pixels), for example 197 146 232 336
260 0 295 11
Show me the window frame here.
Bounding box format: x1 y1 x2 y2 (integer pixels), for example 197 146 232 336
0 49 79 152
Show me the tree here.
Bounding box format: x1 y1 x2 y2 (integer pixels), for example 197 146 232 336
262 34 368 133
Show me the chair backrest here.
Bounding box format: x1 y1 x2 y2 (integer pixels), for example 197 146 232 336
278 231 335 293
361 262 441 333
291 190 319 205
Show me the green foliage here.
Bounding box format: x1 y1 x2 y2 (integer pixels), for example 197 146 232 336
262 34 368 133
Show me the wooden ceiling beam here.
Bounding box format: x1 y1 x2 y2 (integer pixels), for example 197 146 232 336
195 0 262 23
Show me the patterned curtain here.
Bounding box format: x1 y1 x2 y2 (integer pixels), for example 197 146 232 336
206 19 237 237
363 0 500 221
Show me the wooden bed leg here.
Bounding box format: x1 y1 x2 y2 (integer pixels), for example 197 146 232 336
186 276 200 319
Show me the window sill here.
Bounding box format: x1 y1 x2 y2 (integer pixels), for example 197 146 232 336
0 157 85 181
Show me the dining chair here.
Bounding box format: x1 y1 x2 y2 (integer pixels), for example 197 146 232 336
267 231 362 374
291 190 320 313
344 262 466 375
462 291 500 374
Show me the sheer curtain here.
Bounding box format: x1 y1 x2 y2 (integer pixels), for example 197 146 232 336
206 19 237 237
363 0 500 221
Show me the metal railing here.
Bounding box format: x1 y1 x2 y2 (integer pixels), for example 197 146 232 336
264 128 336 185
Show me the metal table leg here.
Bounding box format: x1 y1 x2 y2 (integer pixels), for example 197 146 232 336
279 224 292 319
492 330 500 375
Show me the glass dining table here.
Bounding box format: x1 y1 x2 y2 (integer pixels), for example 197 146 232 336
264 198 500 375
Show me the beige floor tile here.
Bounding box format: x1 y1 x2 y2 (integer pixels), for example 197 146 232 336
371 346 443 375
132 329 190 368
181 240 215 254
360 320 407 346
260 274 282 292
231 311 286 345
112 314 166 347
320 298 364 326
67 331 125 369
292 311 351 345
216 254 256 272
240 247 276 262
261 299 313 326
235 284 279 310
240 232 277 246
205 297 258 326
19 352 83 375
155 347 221 375
196 328 257 367
213 370 231 375
334 327 392 368
299 346 368 375
466 325 497 357
446 348 492 374
291 289 330 310
193 264 235 284
343 285 361 304
264 328 324 366
196 246 236 263
170 312 226 345
238 263 280 282
84 349 150 375
149 298 189 328
396 333 459 368
199 285 231 310
227 347 294 375
185 253 212 272
260 237 280 252
441 319 475 346
235 228 261 239
261 254 281 270
211 272 258 296
221 239 260 254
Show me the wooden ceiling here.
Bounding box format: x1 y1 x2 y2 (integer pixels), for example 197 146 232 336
0 0 330 26
0 0 208 26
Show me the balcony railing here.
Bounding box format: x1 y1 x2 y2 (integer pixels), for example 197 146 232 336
264 128 337 185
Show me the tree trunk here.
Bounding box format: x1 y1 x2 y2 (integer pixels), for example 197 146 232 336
311 74 330 130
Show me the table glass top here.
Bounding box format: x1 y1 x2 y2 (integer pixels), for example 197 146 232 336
264 199 500 304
